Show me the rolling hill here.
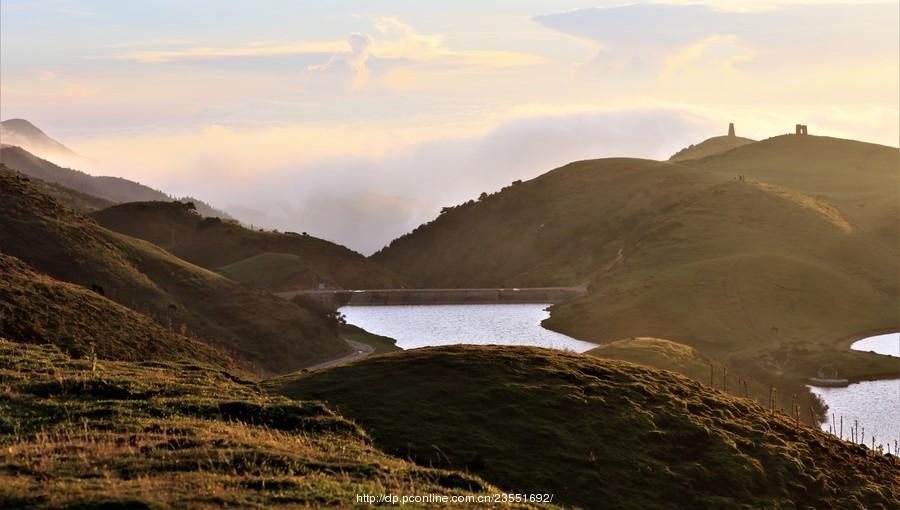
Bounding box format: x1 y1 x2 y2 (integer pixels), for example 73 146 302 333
270 345 900 510
0 253 233 368
372 133 899 419
373 135 898 352
92 200 402 291
0 144 230 218
0 339 513 509
669 134 756 162
0 166 349 374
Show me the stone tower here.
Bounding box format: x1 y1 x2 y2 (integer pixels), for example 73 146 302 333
795 124 808 135
728 123 735 137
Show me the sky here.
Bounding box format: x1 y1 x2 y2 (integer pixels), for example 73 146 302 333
1 0 898 253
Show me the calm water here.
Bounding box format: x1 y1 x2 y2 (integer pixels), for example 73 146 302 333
809 333 899 452
339 304 598 352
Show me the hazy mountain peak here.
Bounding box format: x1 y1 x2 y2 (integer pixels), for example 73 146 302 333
0 118 79 159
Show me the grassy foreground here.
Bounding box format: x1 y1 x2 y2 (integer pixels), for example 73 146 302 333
271 345 900 510
0 339 527 509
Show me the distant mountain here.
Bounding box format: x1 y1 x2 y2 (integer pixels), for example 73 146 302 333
0 144 231 218
92 200 403 291
0 118 80 161
0 166 350 374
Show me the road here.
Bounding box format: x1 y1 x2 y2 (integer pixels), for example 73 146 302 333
304 338 375 371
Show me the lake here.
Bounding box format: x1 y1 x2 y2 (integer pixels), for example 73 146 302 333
809 332 899 453
339 303 598 352
342 304 898 453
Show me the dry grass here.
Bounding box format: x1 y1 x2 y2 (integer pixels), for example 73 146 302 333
0 339 525 509
271 345 900 510
669 135 756 162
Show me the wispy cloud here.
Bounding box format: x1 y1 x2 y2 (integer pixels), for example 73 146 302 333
110 41 348 63
107 16 548 91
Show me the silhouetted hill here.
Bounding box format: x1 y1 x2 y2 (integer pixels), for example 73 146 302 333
92 201 403 290
0 167 349 374
0 253 233 368
270 345 900 510
0 144 230 218
669 134 756 162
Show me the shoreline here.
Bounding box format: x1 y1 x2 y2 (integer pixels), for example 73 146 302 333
831 328 899 350
831 328 900 383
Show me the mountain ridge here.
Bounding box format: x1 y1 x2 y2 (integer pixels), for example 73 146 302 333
0 166 350 375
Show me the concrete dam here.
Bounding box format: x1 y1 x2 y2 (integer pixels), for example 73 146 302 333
275 287 587 308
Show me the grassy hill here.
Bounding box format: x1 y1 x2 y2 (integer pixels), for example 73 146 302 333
92 201 402 291
586 337 714 381
372 134 899 424
0 339 515 509
0 145 229 218
669 135 756 162
0 166 349 375
0 254 233 368
0 164 114 212
270 345 900 510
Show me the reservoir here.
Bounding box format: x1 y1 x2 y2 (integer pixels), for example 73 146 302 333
809 333 899 452
339 303 597 352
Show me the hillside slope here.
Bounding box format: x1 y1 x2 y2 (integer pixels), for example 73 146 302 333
374 136 898 352
270 345 900 510
0 118 79 162
0 145 229 218
0 254 233 368
669 134 756 162
0 340 515 509
543 136 898 352
92 201 402 290
0 167 349 374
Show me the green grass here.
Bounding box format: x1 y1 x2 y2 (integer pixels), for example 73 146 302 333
0 339 522 509
217 252 320 290
269 345 900 510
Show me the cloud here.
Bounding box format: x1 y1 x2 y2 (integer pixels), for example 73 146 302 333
65 98 898 255
110 41 348 63
106 16 547 91
535 3 899 67
67 107 718 253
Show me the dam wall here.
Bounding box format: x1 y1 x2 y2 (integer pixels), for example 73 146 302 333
276 287 586 309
